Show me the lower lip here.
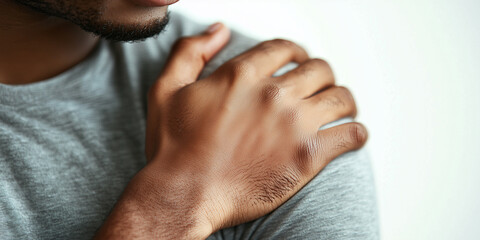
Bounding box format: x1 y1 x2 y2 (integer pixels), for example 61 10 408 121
132 0 179 7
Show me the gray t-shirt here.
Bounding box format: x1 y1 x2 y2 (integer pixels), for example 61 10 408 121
0 12 378 239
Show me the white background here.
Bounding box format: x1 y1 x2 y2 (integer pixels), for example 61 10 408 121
172 1 480 239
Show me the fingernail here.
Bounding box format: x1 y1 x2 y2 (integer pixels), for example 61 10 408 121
206 23 222 34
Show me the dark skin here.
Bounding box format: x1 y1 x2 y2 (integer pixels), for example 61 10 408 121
0 0 170 84
1 0 368 239
0 1 99 84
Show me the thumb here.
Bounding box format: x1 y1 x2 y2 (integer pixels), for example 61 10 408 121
152 23 231 103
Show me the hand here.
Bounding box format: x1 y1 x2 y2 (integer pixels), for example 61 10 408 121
96 23 367 239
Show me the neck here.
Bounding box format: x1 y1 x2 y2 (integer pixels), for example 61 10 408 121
0 1 99 85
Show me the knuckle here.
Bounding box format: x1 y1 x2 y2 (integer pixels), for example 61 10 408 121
259 39 297 53
233 61 256 77
335 86 357 112
308 58 329 68
322 95 345 108
307 58 334 82
294 137 320 174
269 38 296 48
336 86 353 99
260 83 282 104
348 123 367 145
223 60 256 79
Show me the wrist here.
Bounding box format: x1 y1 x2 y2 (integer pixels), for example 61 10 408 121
95 168 213 239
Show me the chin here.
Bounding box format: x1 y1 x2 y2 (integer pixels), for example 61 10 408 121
85 12 170 42
101 0 169 26
89 1 170 41
16 0 171 41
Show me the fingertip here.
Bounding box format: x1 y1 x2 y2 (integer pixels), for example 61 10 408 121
204 22 231 60
348 122 368 148
206 22 223 34
204 22 230 38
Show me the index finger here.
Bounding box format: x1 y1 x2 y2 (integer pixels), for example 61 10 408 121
219 39 309 79
149 23 230 104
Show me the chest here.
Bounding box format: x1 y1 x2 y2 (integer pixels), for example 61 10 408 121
0 92 147 239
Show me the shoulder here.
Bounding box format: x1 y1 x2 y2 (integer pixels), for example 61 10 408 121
104 11 260 88
158 11 260 78
102 12 379 239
